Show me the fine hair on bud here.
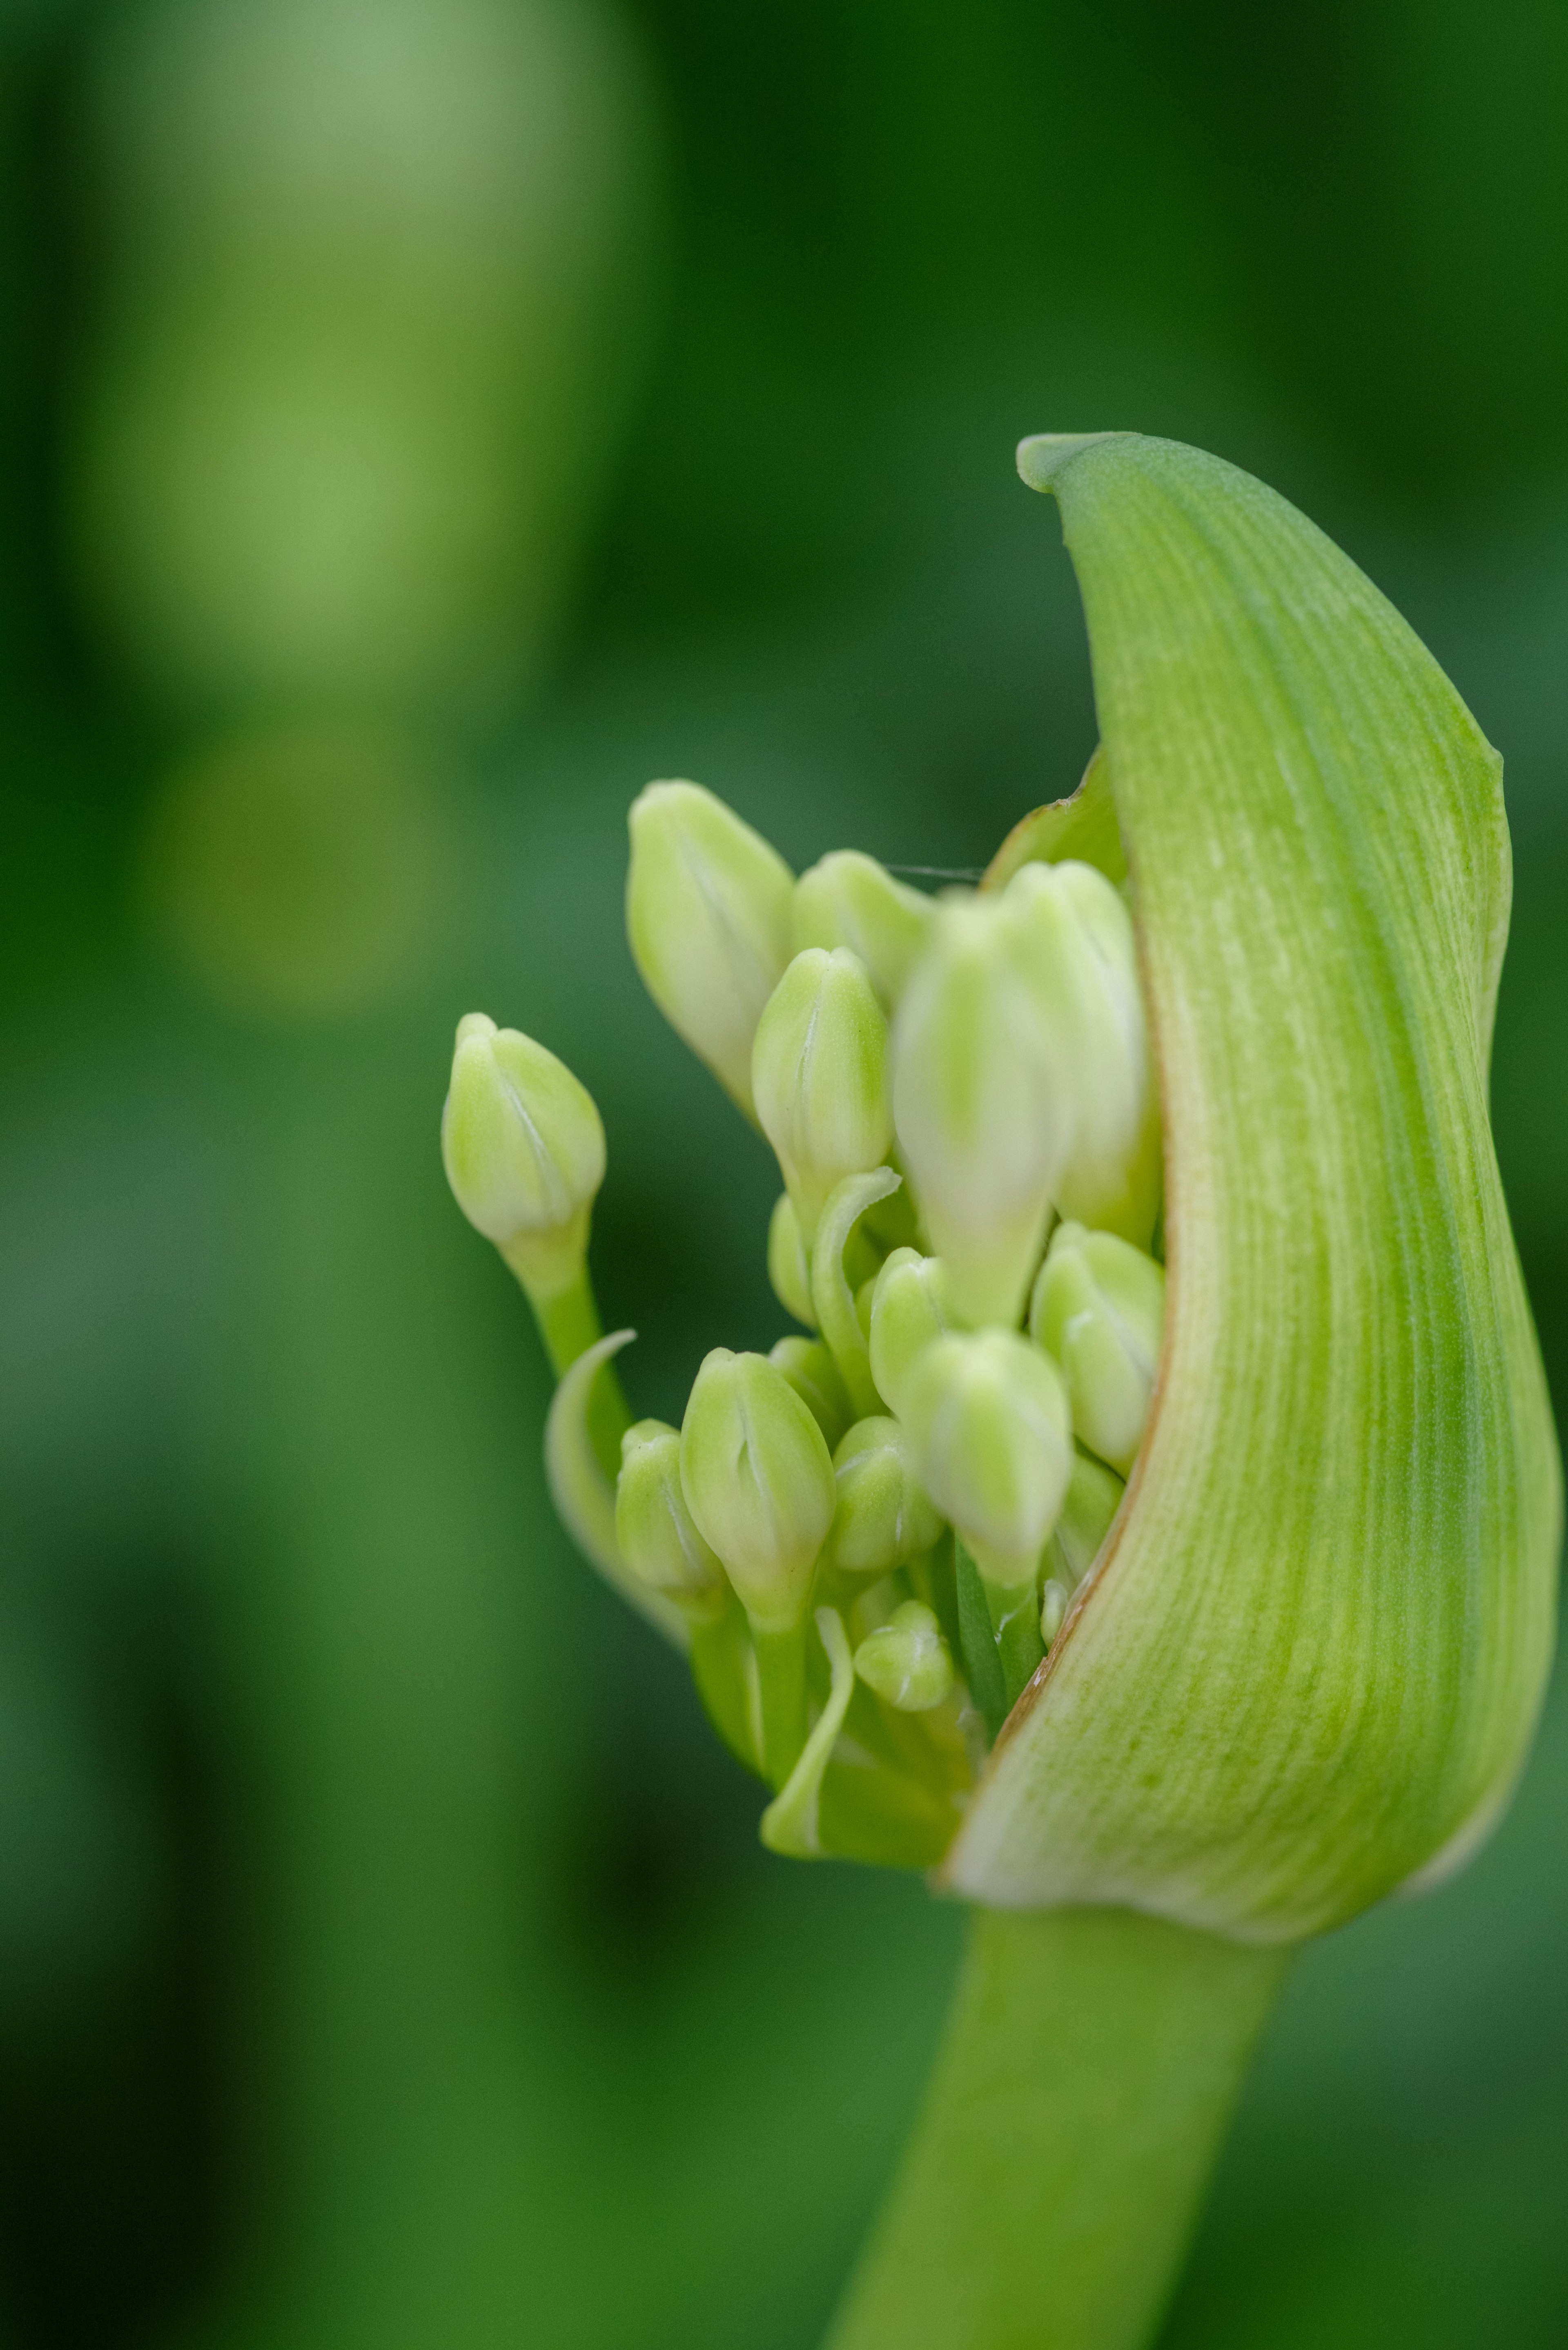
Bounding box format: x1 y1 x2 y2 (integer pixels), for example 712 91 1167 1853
1001 859 1161 1247
901 1328 1074 1585
890 896 1073 1329
615 1420 731 1625
853 1601 953 1712
1031 1222 1165 1476
868 1247 956 1418
752 947 892 1244
828 1415 944 1576
679 1347 835 1632
626 781 794 1119
441 1013 605 1294
793 849 935 1010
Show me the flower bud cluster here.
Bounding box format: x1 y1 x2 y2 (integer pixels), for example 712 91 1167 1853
442 775 1166 1866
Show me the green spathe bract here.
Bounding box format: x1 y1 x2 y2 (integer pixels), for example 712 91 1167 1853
945 432 1560 1940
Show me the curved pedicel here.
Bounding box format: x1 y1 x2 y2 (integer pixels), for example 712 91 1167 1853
944 433 1560 1942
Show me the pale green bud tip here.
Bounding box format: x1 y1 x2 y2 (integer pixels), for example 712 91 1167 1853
767 1193 815 1327
626 780 795 1117
1030 1222 1165 1476
440 1012 605 1289
615 1420 730 1625
793 850 935 1009
1002 860 1160 1246
854 1601 953 1712
902 1329 1073 1584
753 947 892 1241
768 1336 853 1451
1040 1578 1070 1648
828 1416 944 1575
890 898 1070 1328
868 1247 955 1418
679 1347 835 1632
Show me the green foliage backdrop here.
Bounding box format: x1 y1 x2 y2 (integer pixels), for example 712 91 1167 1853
0 3 1566 2345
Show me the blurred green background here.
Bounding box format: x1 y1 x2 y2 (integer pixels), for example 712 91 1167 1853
2 2 1566 2344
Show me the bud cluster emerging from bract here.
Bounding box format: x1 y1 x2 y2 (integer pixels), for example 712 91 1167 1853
441 773 1165 1866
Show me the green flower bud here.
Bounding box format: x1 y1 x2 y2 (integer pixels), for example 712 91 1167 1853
1040 1578 1070 1648
752 948 892 1244
615 1420 730 1626
854 1602 954 1712
900 1329 1073 1586
868 1248 956 1418
679 1348 835 1633
768 1336 853 1451
1030 1222 1165 1475
1044 1448 1125 1588
1002 858 1162 1246
767 1192 816 1327
828 1416 944 1576
440 1012 604 1297
889 897 1070 1329
793 849 935 1009
626 780 794 1119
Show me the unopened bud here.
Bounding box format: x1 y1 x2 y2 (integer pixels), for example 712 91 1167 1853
768 1336 853 1451
890 898 1071 1328
828 1416 944 1575
1040 1579 1070 1648
868 1248 956 1417
900 1329 1073 1585
854 1601 953 1712
767 1193 816 1327
1030 1222 1165 1475
1002 859 1161 1246
626 781 794 1119
679 1348 835 1632
793 850 935 1009
752 948 892 1244
615 1420 730 1625
441 1013 604 1295
1044 1449 1125 1589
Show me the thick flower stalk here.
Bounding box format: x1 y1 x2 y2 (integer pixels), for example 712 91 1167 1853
439 433 1558 2350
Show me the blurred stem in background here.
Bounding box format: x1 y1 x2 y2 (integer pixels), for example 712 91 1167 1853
28 0 670 2340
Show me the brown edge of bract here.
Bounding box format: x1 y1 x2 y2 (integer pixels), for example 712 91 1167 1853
938 742 1168 1867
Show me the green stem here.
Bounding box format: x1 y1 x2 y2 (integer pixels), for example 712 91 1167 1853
524 1264 628 1480
825 1906 1289 2350
753 1618 810 1789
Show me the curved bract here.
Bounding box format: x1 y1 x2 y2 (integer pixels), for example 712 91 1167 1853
947 433 1561 1941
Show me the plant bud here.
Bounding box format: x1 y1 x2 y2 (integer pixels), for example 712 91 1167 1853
679 1347 835 1633
890 897 1072 1328
793 849 935 1009
868 1248 956 1418
900 1330 1073 1586
752 948 892 1244
767 1193 816 1327
615 1420 730 1625
828 1416 944 1576
768 1336 853 1451
626 780 794 1119
1002 858 1161 1246
854 1601 953 1712
1030 1222 1165 1475
1044 1449 1125 1588
440 1012 605 1295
